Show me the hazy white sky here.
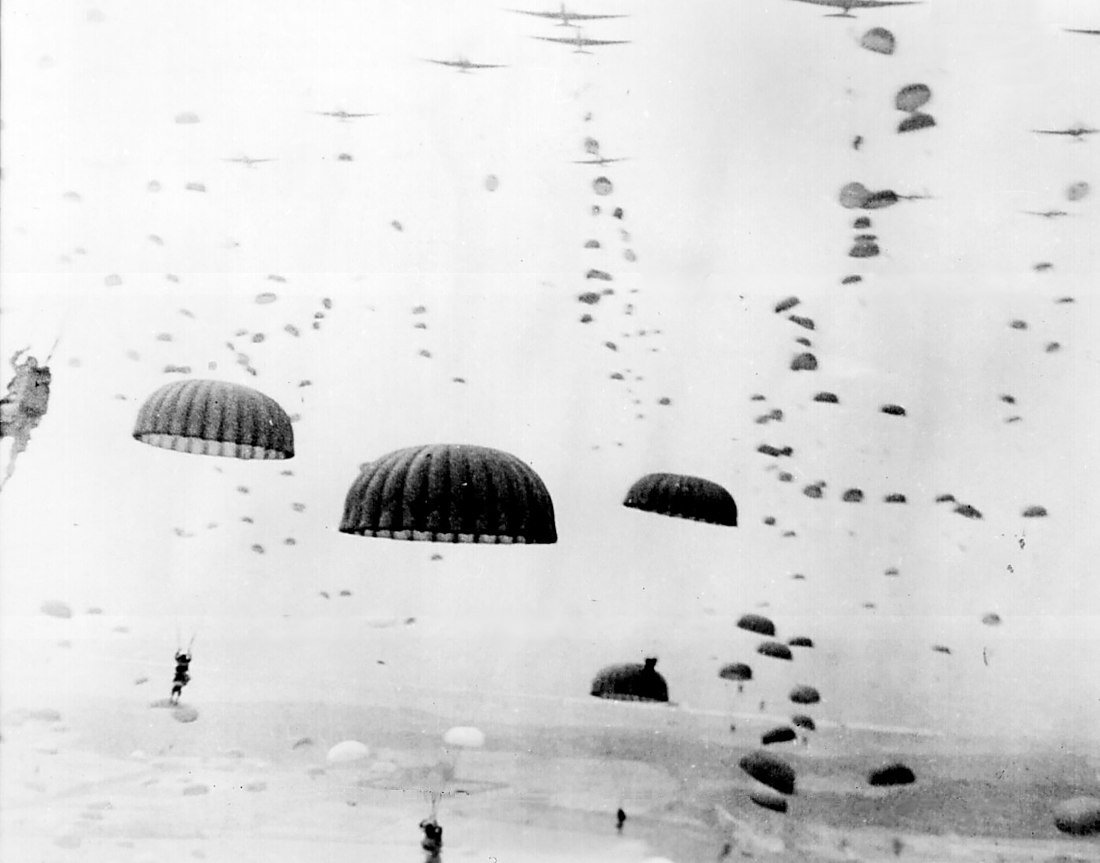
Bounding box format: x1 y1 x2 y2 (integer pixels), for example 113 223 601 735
2 0 1099 744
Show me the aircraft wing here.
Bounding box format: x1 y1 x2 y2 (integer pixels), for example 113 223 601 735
468 62 507 68
566 12 628 19
573 157 628 164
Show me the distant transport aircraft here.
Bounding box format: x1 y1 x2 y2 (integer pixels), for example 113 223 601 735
573 156 629 165
1031 126 1097 139
223 156 275 167
314 110 377 121
1022 210 1071 218
1064 28 1100 35
532 29 631 53
425 56 508 73
788 0 921 17
511 4 628 27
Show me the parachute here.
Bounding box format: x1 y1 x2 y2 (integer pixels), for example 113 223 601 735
443 726 485 749
775 296 800 313
895 84 931 113
787 636 813 648
327 740 370 763
789 315 815 330
133 380 294 459
1053 796 1100 836
803 483 823 499
853 217 871 229
762 726 797 746
749 791 788 813
339 444 557 544
860 27 895 55
1066 181 1090 202
737 614 775 637
622 472 737 526
791 353 817 371
790 714 816 731
593 177 614 196
841 275 862 284
842 488 864 502
981 613 1002 626
867 763 915 786
814 392 839 404
484 174 499 192
850 238 880 258
881 404 907 416
839 182 870 209
884 493 907 503
1022 505 1047 518
789 685 820 705
898 112 936 134
757 641 793 661
954 503 982 519
719 663 752 682
1 351 53 489
739 750 796 795
590 657 669 703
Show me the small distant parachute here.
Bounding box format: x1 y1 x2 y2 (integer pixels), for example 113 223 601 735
251 544 265 554
881 404 906 416
863 189 899 209
749 790 788 813
842 488 864 503
590 657 669 703
327 740 370 763
719 663 752 682
790 714 816 732
737 614 776 637
1045 342 1061 353
775 296 800 313
791 353 817 371
982 613 1002 626
839 182 870 209
898 112 935 133
739 750 796 795
443 726 485 749
185 182 206 192
132 379 294 459
841 275 862 284
867 763 916 786
339 444 557 543
935 494 955 503
757 641 793 661
586 269 613 281
814 392 839 404
757 444 793 457
593 177 614 196
884 493 907 503
850 238 880 257
895 84 931 112
1022 505 1047 518
803 484 823 499
256 292 277 305
174 111 200 124
585 239 600 249
584 136 600 155
861 27 895 54
931 644 952 655
788 636 813 648
1066 181 1090 202
789 315 814 330
762 726 797 746
105 274 123 287
623 473 738 526
484 174 499 192
789 685 820 705
853 217 871 229
954 503 982 519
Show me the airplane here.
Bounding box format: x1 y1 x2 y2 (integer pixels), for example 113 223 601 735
1064 28 1100 35
314 109 377 121
1022 210 1071 218
573 155 629 165
532 29 631 53
425 56 508 73
222 155 275 167
788 0 922 18
511 4 628 27
1032 126 1097 139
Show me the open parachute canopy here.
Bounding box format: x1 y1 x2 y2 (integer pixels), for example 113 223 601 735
898 112 936 134
739 750 796 795
339 444 557 544
623 472 738 526
737 614 776 637
860 27 895 54
895 83 931 113
719 662 753 682
443 726 485 749
590 657 669 703
132 379 294 459
789 684 821 705
762 725 797 746
757 641 793 661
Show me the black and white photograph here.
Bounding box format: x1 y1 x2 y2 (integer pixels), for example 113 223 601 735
2 1 1099 860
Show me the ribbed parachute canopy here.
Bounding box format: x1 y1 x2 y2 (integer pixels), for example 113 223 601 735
757 641 793 661
339 444 556 544
132 379 294 459
895 83 931 112
590 657 669 703
739 750 796 795
860 27 895 55
623 473 737 526
719 662 753 682
788 636 814 648
737 614 776 637
789 684 821 705
790 714 816 731
762 726 797 746
898 112 936 134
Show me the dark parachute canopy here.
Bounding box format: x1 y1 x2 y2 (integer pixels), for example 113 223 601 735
898 112 936 134
868 763 916 786
622 473 737 526
590 657 669 703
749 791 788 813
339 444 557 544
790 714 816 731
719 662 752 682
737 613 776 637
789 685 821 705
762 725 797 745
861 27 895 55
1053 796 1100 836
739 750 796 795
788 636 814 648
814 392 839 404
757 641 793 661
895 84 931 112
791 352 818 371
133 379 294 459
850 238 880 258
842 488 864 502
